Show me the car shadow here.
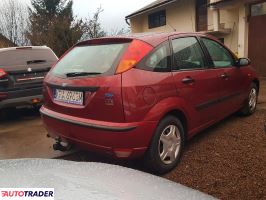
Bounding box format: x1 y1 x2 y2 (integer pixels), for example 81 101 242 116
58 113 245 174
0 107 41 122
187 114 237 144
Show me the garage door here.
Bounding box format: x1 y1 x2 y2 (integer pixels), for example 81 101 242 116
249 1 266 76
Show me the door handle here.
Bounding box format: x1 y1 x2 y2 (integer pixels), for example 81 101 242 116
182 77 195 84
220 73 229 79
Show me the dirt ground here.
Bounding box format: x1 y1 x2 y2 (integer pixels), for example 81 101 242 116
0 109 69 159
0 80 266 199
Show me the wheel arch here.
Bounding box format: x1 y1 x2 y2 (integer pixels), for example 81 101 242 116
162 109 188 140
252 78 260 93
143 97 191 140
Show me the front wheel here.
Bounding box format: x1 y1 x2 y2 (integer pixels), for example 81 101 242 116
144 115 185 174
239 83 258 116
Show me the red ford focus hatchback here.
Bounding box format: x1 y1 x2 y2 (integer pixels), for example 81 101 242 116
41 32 259 174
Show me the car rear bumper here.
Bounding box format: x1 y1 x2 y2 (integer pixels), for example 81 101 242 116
0 94 43 109
0 86 43 109
40 106 157 158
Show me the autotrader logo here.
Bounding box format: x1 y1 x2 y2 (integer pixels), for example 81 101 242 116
0 188 54 200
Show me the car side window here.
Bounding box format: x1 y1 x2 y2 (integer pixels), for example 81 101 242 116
201 38 235 68
140 42 171 72
172 37 205 70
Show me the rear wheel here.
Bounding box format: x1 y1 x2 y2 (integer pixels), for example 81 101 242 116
239 83 258 116
144 115 184 174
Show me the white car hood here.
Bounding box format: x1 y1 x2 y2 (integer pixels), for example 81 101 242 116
0 159 215 200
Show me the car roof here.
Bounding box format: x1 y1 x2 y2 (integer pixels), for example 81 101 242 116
78 32 210 47
0 46 52 53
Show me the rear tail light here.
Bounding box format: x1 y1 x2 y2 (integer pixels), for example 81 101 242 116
116 40 153 74
31 98 41 104
0 69 7 78
0 92 8 101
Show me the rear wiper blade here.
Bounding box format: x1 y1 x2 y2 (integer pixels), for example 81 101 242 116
27 60 46 65
66 72 102 77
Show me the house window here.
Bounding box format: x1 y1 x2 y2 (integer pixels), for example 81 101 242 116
148 10 166 29
196 0 207 31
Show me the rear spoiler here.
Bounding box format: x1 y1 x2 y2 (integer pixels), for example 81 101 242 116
16 47 32 50
76 38 133 46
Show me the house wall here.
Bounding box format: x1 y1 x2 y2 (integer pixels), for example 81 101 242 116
208 8 240 55
0 42 10 48
130 0 196 33
238 4 249 57
0 36 14 48
129 0 249 57
0 41 8 48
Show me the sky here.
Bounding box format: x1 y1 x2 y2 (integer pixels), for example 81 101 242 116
21 0 155 32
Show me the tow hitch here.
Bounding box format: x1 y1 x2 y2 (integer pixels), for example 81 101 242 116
52 137 73 152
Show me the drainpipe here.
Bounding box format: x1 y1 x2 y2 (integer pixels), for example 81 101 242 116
210 6 220 31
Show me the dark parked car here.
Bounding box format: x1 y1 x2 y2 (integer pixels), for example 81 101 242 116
0 46 58 109
41 32 259 174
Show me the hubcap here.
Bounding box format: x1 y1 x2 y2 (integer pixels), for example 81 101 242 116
158 125 181 165
249 88 257 111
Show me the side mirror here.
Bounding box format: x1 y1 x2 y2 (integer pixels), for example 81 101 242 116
236 58 251 67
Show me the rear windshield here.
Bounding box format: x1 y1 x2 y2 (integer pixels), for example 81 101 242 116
0 49 58 66
52 43 128 77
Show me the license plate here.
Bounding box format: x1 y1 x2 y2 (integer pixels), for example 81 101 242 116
54 89 83 105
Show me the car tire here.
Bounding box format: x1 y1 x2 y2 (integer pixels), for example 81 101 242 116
33 105 42 112
144 115 185 174
239 83 258 116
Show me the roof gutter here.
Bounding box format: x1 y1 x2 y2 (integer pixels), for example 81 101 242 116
208 0 233 8
125 0 176 19
125 18 130 26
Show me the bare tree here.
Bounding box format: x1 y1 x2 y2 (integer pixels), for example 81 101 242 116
82 7 106 40
0 0 29 46
108 28 130 36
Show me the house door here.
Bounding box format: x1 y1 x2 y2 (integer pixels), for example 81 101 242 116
196 0 207 31
249 1 266 77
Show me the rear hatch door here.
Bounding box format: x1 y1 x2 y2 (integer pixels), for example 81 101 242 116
44 39 131 123
0 47 58 91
